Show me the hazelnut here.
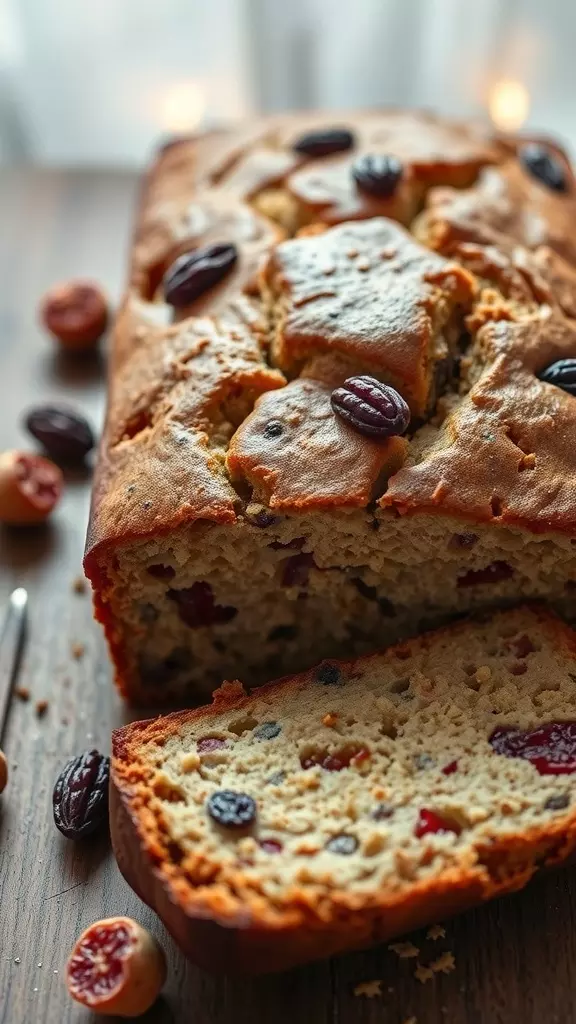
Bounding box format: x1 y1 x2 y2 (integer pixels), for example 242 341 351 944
0 450 63 525
66 916 166 1017
0 750 7 793
40 280 108 351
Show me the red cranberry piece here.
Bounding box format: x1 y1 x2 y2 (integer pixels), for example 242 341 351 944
331 376 410 439
442 760 459 775
281 552 316 587
259 838 283 854
415 809 461 839
163 244 238 307
457 561 513 587
352 154 403 197
167 582 237 628
147 563 175 579
197 737 227 753
490 721 576 775
301 744 370 771
520 144 568 193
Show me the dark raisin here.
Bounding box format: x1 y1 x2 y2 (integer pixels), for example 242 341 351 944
52 750 110 840
538 358 576 397
490 721 576 774
331 376 410 439
281 552 316 587
545 793 570 811
260 838 283 853
449 532 479 550
293 127 354 158
167 582 237 628
457 561 513 587
263 420 284 439
268 624 298 642
197 737 227 753
371 802 394 821
24 405 95 462
352 153 403 197
325 833 358 855
266 771 286 786
207 790 256 829
163 244 238 307
147 563 175 579
315 663 342 686
254 721 282 741
520 143 568 192
414 753 435 770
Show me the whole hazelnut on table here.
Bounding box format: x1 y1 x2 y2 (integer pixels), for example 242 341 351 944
0 450 63 525
40 279 108 351
66 917 166 1017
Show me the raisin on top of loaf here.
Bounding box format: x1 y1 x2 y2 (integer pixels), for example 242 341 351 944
85 111 576 571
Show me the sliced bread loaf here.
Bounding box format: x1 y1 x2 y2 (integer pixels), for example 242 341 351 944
111 606 576 973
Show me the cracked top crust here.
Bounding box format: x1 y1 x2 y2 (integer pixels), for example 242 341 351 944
85 111 576 576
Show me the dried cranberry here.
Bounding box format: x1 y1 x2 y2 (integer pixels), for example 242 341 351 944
53 750 110 840
197 737 227 753
352 154 403 197
315 663 342 686
457 561 513 587
538 358 576 397
259 838 283 854
442 760 459 776
253 721 282 741
331 376 410 439
281 552 316 587
293 127 354 158
147 563 175 579
414 809 461 839
325 833 358 855
490 721 576 774
207 790 256 828
24 405 95 462
163 244 238 307
301 744 370 771
167 582 237 628
520 143 568 192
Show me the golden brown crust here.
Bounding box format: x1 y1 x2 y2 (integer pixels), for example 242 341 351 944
111 606 576 973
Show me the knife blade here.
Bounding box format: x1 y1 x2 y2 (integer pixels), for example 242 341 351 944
0 587 28 738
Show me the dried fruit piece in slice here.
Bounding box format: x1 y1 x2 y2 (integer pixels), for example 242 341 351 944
66 916 166 1017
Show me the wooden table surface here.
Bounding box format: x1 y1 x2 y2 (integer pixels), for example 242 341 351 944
1 168 576 1024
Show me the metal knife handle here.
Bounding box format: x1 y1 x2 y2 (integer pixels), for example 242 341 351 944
0 588 28 738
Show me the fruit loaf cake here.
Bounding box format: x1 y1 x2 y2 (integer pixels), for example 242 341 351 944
84 110 576 704
111 605 576 973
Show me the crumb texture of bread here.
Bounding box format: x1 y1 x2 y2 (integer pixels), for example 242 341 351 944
111 607 576 972
84 111 576 703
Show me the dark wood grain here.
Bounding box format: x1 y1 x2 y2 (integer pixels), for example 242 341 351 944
1 168 575 1024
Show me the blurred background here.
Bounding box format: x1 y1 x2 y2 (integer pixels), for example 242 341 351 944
0 0 574 167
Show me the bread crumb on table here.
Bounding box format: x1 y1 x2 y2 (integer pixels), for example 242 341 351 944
14 687 30 702
414 964 434 984
430 952 456 975
35 700 49 717
389 941 420 959
353 980 382 998
71 643 85 660
72 576 86 595
427 924 446 941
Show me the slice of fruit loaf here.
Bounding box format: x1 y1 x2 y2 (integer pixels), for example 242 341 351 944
111 605 576 974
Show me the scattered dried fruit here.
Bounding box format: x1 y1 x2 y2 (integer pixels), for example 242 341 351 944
207 789 256 828
0 450 63 525
53 749 110 840
66 916 166 1016
520 143 568 192
352 153 403 196
40 280 108 351
163 244 238 307
538 358 576 397
25 405 95 462
331 376 410 439
0 750 8 793
293 127 354 157
490 721 576 774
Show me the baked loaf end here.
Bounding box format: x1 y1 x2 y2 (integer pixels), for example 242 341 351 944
111 606 576 973
85 112 576 703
